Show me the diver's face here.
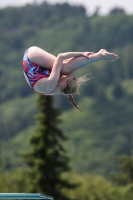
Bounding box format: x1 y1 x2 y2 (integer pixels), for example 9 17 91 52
58 76 75 88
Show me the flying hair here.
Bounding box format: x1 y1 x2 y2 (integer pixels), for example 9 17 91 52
62 74 90 112
68 94 82 112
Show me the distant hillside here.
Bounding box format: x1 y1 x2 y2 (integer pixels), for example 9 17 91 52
0 2 133 177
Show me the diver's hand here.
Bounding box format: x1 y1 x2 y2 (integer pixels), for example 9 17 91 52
82 51 94 58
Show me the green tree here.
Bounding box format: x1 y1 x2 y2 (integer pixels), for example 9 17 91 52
112 153 133 185
62 173 121 200
0 169 28 192
111 153 133 200
109 8 126 15
23 95 76 200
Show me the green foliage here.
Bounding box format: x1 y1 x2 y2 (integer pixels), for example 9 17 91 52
0 169 123 199
112 153 133 186
0 126 34 171
0 169 29 192
109 7 126 15
0 95 37 141
62 173 122 200
1 1 133 180
59 93 133 176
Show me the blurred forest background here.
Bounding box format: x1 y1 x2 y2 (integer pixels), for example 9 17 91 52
1 1 133 199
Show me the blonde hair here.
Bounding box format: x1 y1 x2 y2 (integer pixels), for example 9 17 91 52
62 75 89 112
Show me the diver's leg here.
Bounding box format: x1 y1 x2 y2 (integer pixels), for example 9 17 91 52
61 49 118 75
28 47 117 75
28 46 56 69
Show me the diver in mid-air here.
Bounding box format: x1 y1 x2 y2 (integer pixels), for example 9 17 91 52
23 46 118 111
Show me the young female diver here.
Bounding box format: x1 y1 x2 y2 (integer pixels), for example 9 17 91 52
23 46 118 111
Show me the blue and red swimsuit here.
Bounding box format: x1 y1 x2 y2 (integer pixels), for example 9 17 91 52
23 49 51 89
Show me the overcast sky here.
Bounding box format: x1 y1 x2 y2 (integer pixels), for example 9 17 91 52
0 0 133 15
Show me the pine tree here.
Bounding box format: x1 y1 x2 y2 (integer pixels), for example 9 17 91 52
23 95 76 200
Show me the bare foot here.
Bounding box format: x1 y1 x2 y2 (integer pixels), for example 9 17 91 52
98 49 118 61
